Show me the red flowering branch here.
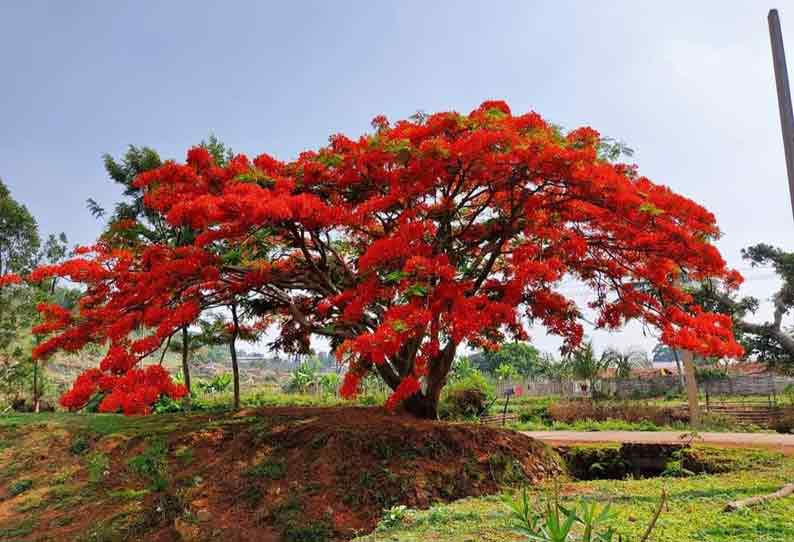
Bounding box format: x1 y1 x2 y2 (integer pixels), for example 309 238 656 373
12 100 744 418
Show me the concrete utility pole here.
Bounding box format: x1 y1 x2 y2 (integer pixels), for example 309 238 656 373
769 9 794 222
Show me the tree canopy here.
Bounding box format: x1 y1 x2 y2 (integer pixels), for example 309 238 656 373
691 243 794 367
480 342 542 377
4 101 743 417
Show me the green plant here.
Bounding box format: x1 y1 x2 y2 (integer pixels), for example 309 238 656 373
439 372 495 420
504 486 617 541
504 486 666 542
568 341 612 400
283 359 322 393
246 459 287 480
448 357 481 383
196 373 233 395
8 478 33 497
283 519 332 542
495 362 519 382
87 452 110 483
661 449 695 478
153 394 183 413
376 505 409 531
127 438 168 491
783 384 794 406
317 372 340 395
69 434 90 455
774 410 794 434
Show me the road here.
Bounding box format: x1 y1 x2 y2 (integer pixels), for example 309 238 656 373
521 430 794 455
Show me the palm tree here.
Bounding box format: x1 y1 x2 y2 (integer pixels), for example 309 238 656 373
568 341 611 399
601 346 651 379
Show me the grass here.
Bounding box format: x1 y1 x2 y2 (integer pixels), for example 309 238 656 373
0 394 792 541
245 459 287 480
492 395 772 433
355 454 794 542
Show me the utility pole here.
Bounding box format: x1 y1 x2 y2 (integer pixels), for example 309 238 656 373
769 9 794 222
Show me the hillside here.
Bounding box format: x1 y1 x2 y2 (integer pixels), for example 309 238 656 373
0 407 561 541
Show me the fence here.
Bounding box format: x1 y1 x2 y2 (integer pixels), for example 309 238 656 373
491 374 794 402
491 378 590 398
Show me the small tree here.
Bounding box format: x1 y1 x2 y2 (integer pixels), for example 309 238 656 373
482 342 542 377
601 346 650 379
568 342 611 399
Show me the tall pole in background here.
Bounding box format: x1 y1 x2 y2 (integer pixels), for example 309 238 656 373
769 9 794 222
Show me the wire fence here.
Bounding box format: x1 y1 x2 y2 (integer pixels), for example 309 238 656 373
491 374 794 404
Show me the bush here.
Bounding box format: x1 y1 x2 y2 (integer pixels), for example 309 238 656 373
548 399 688 426
196 373 232 394
439 373 495 420
774 410 794 434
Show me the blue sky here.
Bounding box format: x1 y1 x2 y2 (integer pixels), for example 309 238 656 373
1 1 792 355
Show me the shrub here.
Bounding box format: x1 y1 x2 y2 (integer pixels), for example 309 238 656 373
548 399 687 426
561 445 628 480
439 373 495 420
9 479 33 497
774 409 794 434
196 373 232 394
680 446 783 473
153 395 184 414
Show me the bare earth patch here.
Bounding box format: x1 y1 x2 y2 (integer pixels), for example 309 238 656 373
0 407 562 541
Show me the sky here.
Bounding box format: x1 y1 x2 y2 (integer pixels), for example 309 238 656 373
1 1 793 357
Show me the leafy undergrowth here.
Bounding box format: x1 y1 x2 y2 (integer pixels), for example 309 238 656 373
559 443 785 480
356 448 794 542
0 406 561 542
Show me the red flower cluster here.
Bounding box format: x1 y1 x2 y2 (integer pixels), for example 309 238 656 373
384 376 421 411
60 365 186 415
0 274 22 287
98 365 187 415
21 100 744 417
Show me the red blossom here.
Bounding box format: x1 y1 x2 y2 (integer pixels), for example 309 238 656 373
28 100 743 415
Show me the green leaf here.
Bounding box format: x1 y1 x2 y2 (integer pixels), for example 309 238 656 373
383 270 407 283
639 202 664 216
404 284 427 298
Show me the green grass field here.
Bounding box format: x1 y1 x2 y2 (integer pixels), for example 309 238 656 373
355 456 794 542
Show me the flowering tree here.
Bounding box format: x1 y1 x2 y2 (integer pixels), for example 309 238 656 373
7 101 743 418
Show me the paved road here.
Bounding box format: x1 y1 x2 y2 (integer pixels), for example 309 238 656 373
522 430 794 455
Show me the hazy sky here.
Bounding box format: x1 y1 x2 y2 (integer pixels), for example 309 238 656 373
2 1 793 355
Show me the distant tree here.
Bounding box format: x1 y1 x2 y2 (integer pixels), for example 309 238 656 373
0 178 39 406
0 178 40 277
195 306 262 410
448 356 481 382
568 341 612 399
601 346 651 378
92 137 236 396
693 244 794 368
535 352 571 381
481 342 542 377
495 362 519 382
0 180 76 409
651 342 685 389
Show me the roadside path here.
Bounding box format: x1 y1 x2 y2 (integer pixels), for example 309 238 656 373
521 430 794 455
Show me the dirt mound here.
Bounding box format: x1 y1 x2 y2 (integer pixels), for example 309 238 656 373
0 406 561 542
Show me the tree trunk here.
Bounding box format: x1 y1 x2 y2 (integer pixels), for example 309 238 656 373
402 391 441 419
682 350 701 428
181 326 192 405
672 348 685 392
32 360 39 413
229 303 240 411
400 343 457 420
